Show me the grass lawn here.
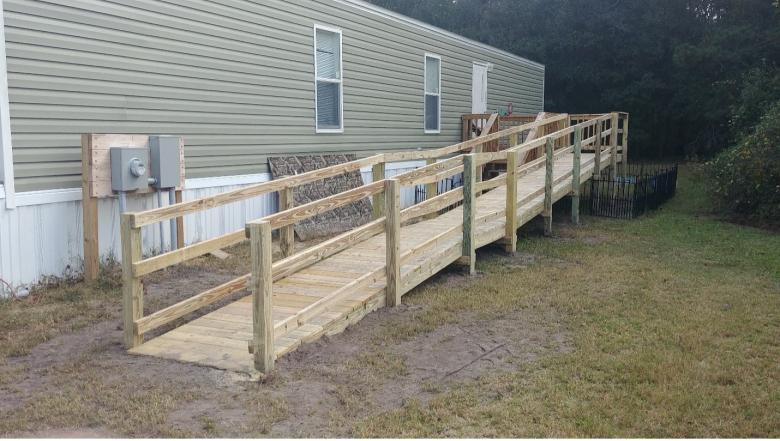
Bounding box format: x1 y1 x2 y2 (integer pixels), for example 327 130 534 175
354 164 780 437
0 164 778 437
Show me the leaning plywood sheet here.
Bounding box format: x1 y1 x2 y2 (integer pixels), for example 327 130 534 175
268 155 373 241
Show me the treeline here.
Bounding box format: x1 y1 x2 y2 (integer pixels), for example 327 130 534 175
369 0 780 160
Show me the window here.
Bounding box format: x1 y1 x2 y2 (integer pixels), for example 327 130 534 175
424 54 441 134
314 26 343 133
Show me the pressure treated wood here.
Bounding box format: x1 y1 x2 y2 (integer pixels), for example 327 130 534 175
129 149 610 373
571 127 582 225
385 179 402 307
121 214 143 348
250 221 274 373
279 188 295 258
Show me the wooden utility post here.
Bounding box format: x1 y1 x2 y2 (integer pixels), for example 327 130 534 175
249 220 274 374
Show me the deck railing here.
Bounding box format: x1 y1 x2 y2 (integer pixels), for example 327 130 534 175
119 111 627 373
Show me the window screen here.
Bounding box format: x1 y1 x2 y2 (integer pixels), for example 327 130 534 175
424 55 441 133
315 27 343 132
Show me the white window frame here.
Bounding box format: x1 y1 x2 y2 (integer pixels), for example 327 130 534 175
423 53 442 134
313 24 344 134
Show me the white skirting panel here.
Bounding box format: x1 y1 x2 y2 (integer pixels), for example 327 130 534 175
0 162 423 292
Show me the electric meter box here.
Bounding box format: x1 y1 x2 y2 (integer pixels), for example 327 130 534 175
149 136 181 189
110 147 149 192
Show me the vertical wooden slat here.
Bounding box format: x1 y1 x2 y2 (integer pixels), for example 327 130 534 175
610 112 619 179
372 162 385 219
81 134 99 281
249 220 274 374
504 149 519 253
571 126 582 225
279 187 295 257
543 138 554 237
594 120 603 176
460 154 476 275
174 189 184 249
121 213 143 348
384 179 401 307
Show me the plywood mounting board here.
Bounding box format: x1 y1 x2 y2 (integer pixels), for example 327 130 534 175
84 134 185 198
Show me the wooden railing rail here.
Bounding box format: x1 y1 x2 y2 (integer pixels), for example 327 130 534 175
121 111 626 371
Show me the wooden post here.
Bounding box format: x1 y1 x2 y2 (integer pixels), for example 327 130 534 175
571 126 582 225
504 149 519 253
174 189 185 249
384 179 401 307
543 138 554 237
621 114 630 174
121 214 143 348
594 120 602 176
279 187 295 257
610 112 618 179
81 134 99 281
459 154 477 275
424 158 439 219
249 220 274 374
372 162 385 219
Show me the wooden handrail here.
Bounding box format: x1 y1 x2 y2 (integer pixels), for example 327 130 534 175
123 111 624 361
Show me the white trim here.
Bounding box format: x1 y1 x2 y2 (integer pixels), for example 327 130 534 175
423 53 442 135
335 0 545 70
0 183 5 199
313 24 345 134
0 0 15 210
10 161 422 207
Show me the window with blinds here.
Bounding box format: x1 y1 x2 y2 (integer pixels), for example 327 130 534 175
424 54 441 133
314 26 343 133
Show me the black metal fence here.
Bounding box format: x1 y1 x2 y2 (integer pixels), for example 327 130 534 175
581 164 678 219
414 174 464 205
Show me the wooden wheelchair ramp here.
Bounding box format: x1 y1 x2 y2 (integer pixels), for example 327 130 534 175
129 151 605 373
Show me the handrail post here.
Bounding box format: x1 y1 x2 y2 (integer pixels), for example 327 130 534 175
610 112 618 179
571 126 582 225
621 113 630 175
543 138 554 237
459 154 477 275
384 179 401 307
372 162 385 219
594 120 602 176
504 149 519 253
249 220 274 374
121 213 144 348
424 158 438 219
279 187 295 258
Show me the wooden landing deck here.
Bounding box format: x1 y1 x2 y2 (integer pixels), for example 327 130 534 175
130 151 605 372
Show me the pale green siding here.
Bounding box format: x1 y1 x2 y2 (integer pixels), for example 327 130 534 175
5 0 545 191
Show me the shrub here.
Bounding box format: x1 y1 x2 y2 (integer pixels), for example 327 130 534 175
709 101 780 225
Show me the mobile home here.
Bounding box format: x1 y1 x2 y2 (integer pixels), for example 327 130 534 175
0 0 545 290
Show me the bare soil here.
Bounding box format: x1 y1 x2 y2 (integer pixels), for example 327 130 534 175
0 257 571 437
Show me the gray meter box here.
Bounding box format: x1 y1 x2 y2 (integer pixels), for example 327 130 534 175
149 136 181 189
110 147 149 192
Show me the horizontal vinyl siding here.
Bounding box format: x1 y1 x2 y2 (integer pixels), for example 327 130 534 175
5 0 545 191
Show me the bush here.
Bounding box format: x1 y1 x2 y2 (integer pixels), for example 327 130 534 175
709 101 780 225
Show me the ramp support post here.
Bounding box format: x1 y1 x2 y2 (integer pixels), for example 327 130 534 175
385 179 401 307
571 125 582 225
372 162 385 219
249 220 274 374
543 138 554 237
504 149 519 253
459 154 477 275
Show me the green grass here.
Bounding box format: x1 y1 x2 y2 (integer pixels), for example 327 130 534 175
354 164 780 437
